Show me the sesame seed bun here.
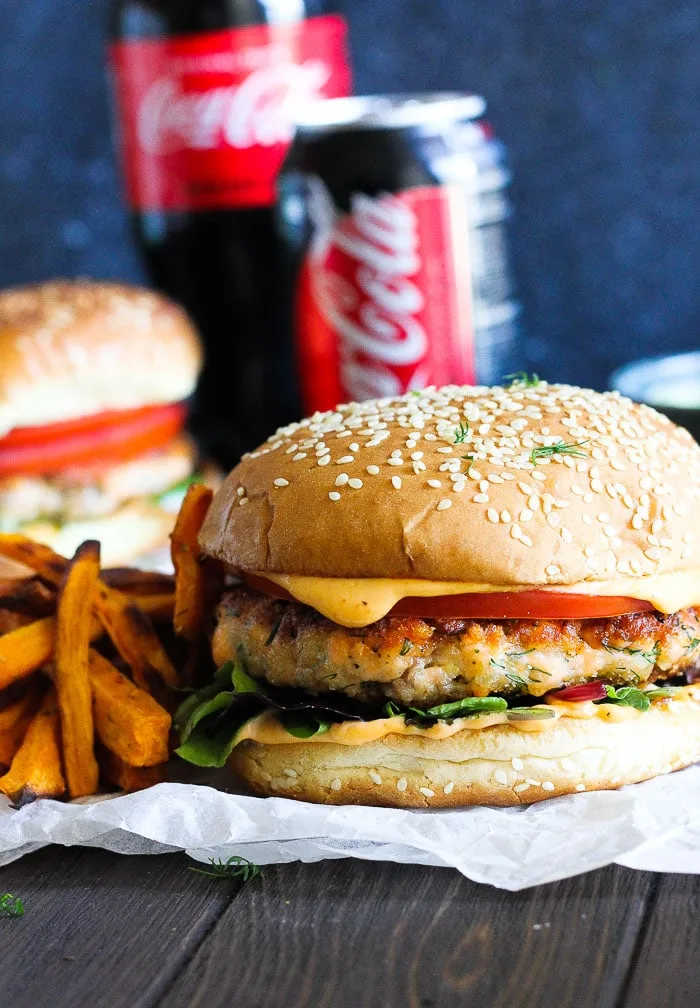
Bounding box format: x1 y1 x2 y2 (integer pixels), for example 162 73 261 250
230 685 700 807
0 280 201 436
200 383 700 585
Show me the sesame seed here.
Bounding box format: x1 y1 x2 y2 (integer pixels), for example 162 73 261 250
273 478 289 487
560 758 577 772
293 452 307 461
317 455 331 466
528 495 540 511
632 514 643 529
367 465 380 475
575 783 586 792
645 546 662 560
335 473 349 486
369 771 383 785
500 509 512 523
541 781 555 792
283 768 298 778
236 487 245 496
443 781 455 795
591 478 604 493
392 475 402 490
436 446 453 454
410 451 424 460
494 770 508 785
349 442 359 452
519 508 534 522
546 564 561 577
387 458 403 466
427 479 442 489
473 492 489 503
560 527 573 543
238 497 249 506
337 455 355 464
487 508 500 522
419 787 435 798
396 777 408 792
511 757 525 771
437 498 452 511
514 782 531 793
526 779 541 787
348 478 363 489
331 778 342 791
453 481 466 493
328 491 341 501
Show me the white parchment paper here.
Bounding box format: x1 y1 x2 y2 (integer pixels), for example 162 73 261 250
3 763 700 889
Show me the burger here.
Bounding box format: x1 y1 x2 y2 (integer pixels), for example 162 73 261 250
0 279 204 568
177 380 700 806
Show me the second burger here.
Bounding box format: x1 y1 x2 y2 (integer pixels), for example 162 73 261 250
0 279 207 566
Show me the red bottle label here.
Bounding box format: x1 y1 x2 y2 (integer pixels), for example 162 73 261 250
296 185 476 413
110 16 351 210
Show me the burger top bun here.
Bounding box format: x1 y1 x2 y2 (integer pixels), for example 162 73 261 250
0 280 202 437
199 383 700 586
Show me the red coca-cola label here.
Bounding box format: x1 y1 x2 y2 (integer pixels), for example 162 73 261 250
297 185 476 413
110 16 351 210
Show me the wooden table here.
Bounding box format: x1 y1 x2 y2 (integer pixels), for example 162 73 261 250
0 848 695 1007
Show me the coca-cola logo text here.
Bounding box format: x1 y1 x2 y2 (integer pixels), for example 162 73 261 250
312 192 429 399
138 60 330 155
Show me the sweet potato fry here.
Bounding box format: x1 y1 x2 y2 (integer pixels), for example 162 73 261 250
0 577 56 616
0 617 55 689
90 650 171 766
97 745 164 793
94 581 180 690
54 541 100 798
0 687 65 804
0 534 180 690
0 688 41 768
125 592 175 621
0 534 67 585
102 568 175 595
170 483 213 640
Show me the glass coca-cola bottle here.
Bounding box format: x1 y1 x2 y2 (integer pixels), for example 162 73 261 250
109 1 352 466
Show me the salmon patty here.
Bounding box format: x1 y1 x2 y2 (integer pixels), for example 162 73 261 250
212 586 700 707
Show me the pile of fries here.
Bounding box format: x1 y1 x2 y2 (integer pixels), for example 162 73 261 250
0 484 215 805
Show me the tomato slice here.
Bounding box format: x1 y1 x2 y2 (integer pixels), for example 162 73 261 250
390 592 654 620
0 403 186 475
242 574 654 620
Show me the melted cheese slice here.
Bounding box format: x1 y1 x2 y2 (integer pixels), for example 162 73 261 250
235 692 700 749
260 569 700 628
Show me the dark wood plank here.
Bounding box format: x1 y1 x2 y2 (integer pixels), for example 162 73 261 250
619 872 700 1007
159 860 653 1008
0 847 239 1008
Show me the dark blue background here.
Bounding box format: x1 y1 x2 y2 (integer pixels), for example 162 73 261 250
1 0 698 391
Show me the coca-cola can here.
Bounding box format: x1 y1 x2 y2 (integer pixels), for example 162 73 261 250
277 93 520 413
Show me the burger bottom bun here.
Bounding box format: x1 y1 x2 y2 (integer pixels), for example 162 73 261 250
20 499 177 569
229 694 700 807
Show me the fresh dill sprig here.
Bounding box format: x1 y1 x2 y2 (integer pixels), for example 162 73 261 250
504 371 541 387
0 894 24 917
453 421 470 444
461 454 476 475
530 440 589 465
189 856 263 883
604 641 661 665
399 638 413 656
